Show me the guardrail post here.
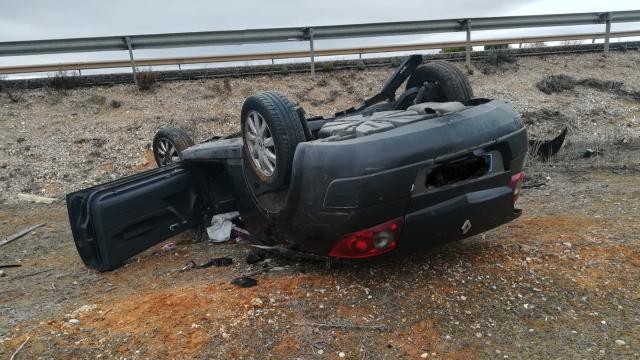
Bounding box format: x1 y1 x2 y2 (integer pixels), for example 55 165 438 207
124 37 139 88
462 19 472 73
306 28 316 79
601 13 611 56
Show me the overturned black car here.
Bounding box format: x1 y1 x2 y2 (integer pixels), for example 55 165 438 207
67 55 528 271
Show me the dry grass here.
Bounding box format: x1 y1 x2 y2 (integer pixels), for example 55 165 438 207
4 86 26 103
135 69 157 91
523 41 547 48
560 40 583 46
47 70 80 90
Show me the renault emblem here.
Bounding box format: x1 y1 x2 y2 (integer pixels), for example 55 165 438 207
461 219 472 235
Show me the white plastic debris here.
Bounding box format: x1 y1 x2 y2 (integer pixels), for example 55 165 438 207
206 211 240 242
17 193 56 204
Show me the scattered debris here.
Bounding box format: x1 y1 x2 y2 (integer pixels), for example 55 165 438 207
0 223 45 247
0 264 22 269
294 322 387 331
10 336 30 360
68 318 80 325
9 268 53 280
0 270 5 277
239 264 275 278
201 257 233 267
207 211 240 242
582 148 602 158
246 249 267 264
71 304 98 317
161 242 175 251
16 193 57 204
231 276 258 288
251 297 263 306
181 257 233 271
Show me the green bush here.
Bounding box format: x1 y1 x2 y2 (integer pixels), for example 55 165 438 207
441 46 467 53
484 44 509 50
389 57 403 68
321 62 335 72
486 49 515 66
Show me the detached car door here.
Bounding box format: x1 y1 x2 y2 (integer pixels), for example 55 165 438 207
66 164 200 271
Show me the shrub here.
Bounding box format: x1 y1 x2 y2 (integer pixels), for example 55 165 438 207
486 49 515 66
321 62 335 72
389 57 403 67
536 74 576 94
135 70 157 91
316 78 328 87
442 46 467 53
5 87 26 103
524 41 546 48
223 78 232 94
48 70 80 90
109 99 122 108
484 44 509 50
356 61 366 71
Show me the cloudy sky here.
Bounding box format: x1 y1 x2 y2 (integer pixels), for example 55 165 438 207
0 0 638 71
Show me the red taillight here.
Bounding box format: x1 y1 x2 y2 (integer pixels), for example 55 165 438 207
510 171 525 203
328 217 404 259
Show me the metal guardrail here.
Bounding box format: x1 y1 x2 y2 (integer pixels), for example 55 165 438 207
1 10 639 78
2 30 639 75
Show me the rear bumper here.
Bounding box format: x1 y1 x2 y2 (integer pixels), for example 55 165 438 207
399 186 521 249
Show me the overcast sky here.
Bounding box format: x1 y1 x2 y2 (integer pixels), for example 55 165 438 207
0 0 638 70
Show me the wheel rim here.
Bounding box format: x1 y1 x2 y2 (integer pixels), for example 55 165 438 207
245 110 276 177
156 138 180 166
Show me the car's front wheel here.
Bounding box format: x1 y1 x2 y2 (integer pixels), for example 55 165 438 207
152 127 194 167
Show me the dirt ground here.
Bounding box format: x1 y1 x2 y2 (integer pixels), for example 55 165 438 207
1 51 640 359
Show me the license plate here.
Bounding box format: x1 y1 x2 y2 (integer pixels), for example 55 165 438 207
484 154 493 173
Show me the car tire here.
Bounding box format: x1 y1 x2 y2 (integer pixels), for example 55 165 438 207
241 91 306 188
405 60 473 103
152 127 194 167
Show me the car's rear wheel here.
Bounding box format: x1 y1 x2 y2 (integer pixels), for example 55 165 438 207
405 60 473 103
152 127 194 167
241 92 306 188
